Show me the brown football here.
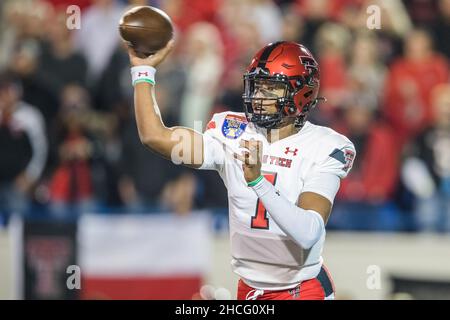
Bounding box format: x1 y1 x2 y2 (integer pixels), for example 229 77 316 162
119 6 174 58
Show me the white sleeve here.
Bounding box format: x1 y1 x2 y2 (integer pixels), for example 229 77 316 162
302 172 341 204
301 133 356 203
316 136 356 178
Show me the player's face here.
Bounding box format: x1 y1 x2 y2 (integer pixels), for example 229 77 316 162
251 79 286 114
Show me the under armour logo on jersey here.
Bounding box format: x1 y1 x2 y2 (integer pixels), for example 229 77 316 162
284 147 298 156
138 72 149 77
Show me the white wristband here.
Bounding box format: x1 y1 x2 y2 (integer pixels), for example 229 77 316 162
131 65 156 86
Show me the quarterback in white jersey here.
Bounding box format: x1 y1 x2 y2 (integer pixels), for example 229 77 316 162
127 40 355 300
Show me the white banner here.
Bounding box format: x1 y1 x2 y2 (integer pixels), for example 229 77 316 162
78 212 213 277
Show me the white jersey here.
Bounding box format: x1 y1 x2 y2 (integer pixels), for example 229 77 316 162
199 111 355 290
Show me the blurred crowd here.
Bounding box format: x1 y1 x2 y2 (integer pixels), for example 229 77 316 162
0 0 449 232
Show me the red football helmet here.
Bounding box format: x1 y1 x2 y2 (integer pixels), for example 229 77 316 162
243 41 323 129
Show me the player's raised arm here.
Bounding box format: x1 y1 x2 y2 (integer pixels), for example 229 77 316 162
127 40 204 169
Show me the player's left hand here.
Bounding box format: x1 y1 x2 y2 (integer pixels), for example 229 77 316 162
234 139 263 183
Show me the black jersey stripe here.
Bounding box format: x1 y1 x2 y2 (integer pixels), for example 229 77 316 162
317 266 334 297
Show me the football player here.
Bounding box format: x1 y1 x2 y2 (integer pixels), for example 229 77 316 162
127 40 356 300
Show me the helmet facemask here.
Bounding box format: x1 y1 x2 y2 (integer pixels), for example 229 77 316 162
243 72 296 129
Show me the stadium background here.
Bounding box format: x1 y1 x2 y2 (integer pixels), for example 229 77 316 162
0 0 449 299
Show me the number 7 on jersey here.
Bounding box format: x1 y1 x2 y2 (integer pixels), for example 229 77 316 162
251 172 277 229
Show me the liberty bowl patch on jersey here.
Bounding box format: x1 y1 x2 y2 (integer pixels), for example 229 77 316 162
222 114 247 139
